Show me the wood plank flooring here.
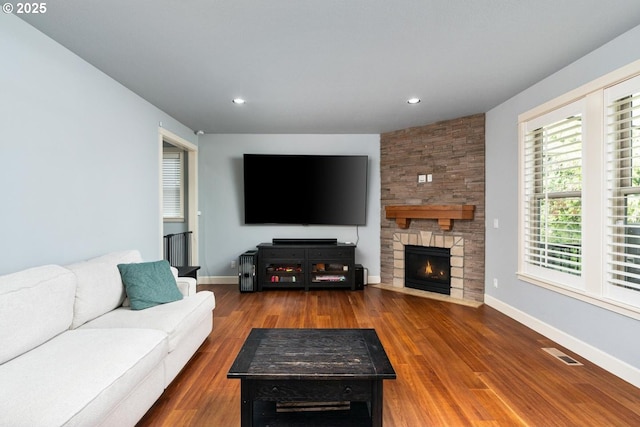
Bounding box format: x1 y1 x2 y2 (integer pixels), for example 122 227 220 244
137 284 640 426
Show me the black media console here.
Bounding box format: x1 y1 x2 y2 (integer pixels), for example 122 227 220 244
257 240 356 291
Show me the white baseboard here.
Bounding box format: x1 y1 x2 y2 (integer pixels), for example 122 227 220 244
199 275 237 285
484 294 640 389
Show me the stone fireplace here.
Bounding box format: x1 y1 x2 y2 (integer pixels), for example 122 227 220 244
380 113 485 303
392 231 465 299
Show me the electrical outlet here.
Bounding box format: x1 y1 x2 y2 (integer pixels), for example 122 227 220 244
493 278 498 288
230 260 236 269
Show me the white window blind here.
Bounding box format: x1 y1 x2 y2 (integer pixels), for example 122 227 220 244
523 110 583 279
605 76 640 307
163 151 184 220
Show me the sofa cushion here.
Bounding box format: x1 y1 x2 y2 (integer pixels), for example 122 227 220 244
66 250 142 328
0 328 167 427
80 290 215 352
117 260 183 310
0 265 76 364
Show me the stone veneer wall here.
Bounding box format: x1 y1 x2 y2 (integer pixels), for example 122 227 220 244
380 113 485 302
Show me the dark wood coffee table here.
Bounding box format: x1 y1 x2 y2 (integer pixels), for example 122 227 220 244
227 328 396 427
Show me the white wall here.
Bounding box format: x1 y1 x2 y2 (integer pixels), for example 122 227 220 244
485 24 640 385
197 134 380 281
0 14 196 274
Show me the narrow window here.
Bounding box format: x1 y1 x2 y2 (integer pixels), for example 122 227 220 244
163 150 184 221
522 105 583 283
605 77 640 308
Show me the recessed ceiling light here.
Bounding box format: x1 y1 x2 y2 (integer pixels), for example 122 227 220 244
232 98 246 104
407 97 421 104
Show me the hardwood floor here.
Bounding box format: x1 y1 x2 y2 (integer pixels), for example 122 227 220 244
137 284 640 426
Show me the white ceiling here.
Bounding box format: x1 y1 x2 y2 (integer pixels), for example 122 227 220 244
20 0 640 134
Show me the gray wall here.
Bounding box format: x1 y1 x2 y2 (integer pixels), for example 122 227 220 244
485 24 640 374
197 134 380 280
0 14 196 274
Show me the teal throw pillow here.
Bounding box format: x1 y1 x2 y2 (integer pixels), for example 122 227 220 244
117 260 183 310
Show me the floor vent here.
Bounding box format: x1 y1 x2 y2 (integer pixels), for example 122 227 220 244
542 347 583 366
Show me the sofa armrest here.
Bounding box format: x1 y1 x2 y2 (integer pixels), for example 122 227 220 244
176 277 197 296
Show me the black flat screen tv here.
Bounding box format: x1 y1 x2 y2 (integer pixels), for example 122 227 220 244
243 154 368 225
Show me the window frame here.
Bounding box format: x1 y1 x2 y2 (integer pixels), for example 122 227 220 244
517 59 640 320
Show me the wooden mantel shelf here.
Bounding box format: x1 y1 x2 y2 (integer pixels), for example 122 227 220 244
385 204 475 231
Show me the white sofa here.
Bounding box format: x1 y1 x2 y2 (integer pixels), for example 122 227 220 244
0 250 215 427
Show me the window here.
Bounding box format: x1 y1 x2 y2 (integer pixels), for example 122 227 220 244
605 75 640 308
163 150 184 221
521 102 584 289
518 60 640 318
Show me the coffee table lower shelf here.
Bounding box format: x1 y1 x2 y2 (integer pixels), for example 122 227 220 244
253 400 372 427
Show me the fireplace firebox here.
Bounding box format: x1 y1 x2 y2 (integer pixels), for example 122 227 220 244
405 245 451 295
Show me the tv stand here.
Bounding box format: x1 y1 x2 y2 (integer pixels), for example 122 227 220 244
257 242 356 291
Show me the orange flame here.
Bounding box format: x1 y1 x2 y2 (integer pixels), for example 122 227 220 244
425 260 433 275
